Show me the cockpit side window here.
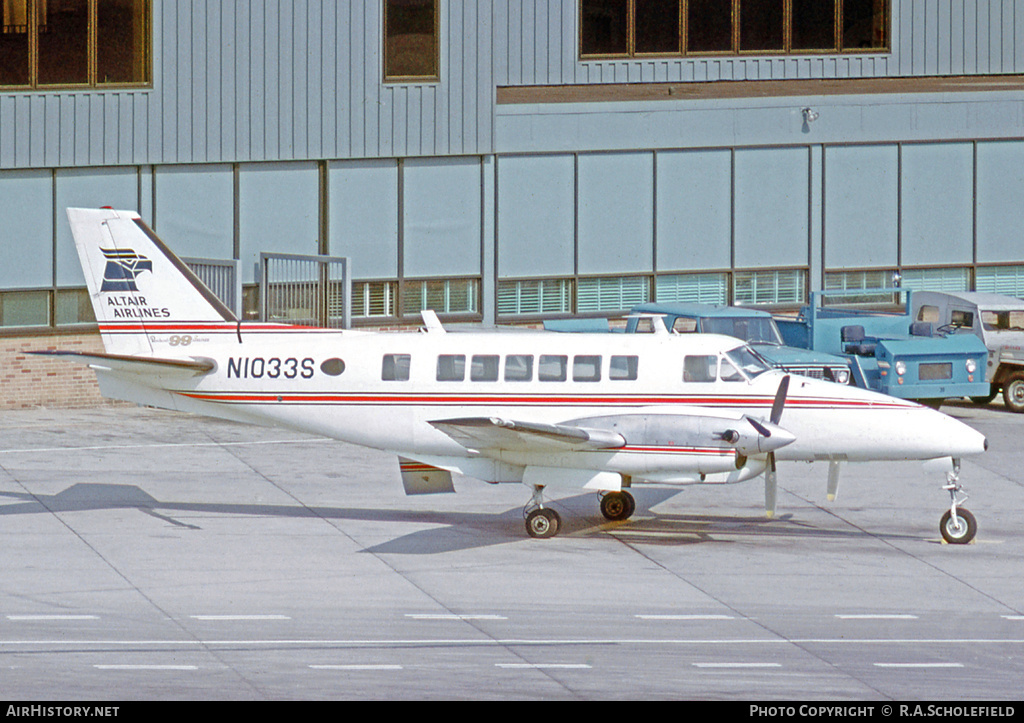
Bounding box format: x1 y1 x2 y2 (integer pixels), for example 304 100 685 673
719 357 744 382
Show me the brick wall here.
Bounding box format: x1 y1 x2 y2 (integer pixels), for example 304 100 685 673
1 332 108 409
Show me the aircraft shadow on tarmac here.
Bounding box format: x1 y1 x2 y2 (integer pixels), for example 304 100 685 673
0 479 917 553
0 482 916 554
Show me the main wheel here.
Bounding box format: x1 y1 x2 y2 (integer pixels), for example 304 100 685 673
525 508 561 539
939 508 977 544
600 491 635 521
1003 373 1024 413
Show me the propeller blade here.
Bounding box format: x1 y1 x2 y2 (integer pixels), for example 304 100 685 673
746 417 772 438
770 375 791 425
764 452 778 518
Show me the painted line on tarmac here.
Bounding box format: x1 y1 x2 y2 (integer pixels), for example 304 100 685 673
190 615 291 621
496 663 591 669
836 614 919 620
310 664 403 671
637 614 735 620
873 663 963 668
693 662 782 668
94 664 199 671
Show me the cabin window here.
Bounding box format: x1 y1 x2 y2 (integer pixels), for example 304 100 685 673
437 354 466 382
579 0 888 58
683 355 717 382
610 355 638 380
539 355 568 382
320 358 346 376
0 0 151 89
382 354 411 381
504 355 534 382
471 355 499 382
917 305 940 323
573 355 602 382
383 0 439 82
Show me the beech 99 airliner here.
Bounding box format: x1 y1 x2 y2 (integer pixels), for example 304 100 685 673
35 208 988 542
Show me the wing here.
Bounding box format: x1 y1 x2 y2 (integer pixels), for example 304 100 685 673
429 417 625 453
30 350 215 378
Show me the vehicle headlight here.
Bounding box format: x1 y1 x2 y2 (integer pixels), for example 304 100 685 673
966 359 977 373
835 369 850 384
895 361 907 376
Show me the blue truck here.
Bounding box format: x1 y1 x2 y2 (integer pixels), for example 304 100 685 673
774 289 990 407
545 292 989 406
544 302 853 384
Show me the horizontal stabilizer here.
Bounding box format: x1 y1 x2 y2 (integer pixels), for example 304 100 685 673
430 417 625 453
30 350 215 378
399 457 455 495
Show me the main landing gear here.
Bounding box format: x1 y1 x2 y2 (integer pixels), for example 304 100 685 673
523 487 637 538
599 490 636 522
940 459 977 545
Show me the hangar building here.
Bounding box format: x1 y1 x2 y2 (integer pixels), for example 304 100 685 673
2 0 1024 407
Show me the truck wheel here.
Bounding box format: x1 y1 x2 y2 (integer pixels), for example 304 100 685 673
1003 373 1024 413
970 384 998 405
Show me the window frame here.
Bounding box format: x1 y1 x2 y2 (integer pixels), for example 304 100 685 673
0 0 152 91
383 0 441 84
578 0 890 60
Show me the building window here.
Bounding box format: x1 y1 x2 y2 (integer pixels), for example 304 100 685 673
400 277 479 317
576 275 650 313
976 265 1024 299
733 268 806 305
899 267 970 293
579 0 889 58
0 0 150 89
655 272 729 304
384 0 439 81
497 278 574 317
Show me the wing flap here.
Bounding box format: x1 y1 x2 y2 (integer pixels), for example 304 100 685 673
430 417 625 453
30 350 215 378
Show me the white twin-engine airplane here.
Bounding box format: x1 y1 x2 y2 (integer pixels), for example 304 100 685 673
36 208 989 543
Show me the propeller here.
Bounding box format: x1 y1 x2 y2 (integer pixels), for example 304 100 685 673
762 375 790 518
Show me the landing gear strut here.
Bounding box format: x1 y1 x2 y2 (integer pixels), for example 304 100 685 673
940 460 977 545
524 485 561 539
599 490 636 521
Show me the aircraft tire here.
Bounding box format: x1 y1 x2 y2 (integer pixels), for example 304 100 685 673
940 508 977 545
1002 373 1024 413
526 508 561 539
600 491 635 521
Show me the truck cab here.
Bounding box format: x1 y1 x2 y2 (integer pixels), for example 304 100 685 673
775 289 990 407
911 291 1024 412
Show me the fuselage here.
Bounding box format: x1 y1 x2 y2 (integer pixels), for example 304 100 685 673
96 320 988 484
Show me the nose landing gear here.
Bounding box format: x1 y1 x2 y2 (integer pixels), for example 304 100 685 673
940 460 977 545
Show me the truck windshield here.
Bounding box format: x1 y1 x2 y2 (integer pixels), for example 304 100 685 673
701 317 784 345
981 310 1024 331
723 345 772 380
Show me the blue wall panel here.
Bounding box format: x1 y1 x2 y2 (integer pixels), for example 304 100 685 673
329 159 400 279
576 152 654 275
153 165 235 261
0 170 52 289
496 154 575 278
976 139 1024 263
824 145 899 269
733 148 809 269
655 149 732 272
900 143 974 266
402 156 481 278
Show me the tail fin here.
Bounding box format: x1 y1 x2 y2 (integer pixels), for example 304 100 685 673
68 208 237 355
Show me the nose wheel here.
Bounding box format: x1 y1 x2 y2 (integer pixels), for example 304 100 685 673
940 461 977 545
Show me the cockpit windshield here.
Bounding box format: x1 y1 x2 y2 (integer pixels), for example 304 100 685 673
723 345 772 380
981 310 1024 331
701 316 784 345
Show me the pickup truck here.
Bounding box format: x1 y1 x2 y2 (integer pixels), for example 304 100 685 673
774 289 990 407
910 291 1024 412
543 302 853 384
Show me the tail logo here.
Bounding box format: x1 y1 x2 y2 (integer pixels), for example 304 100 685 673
101 248 153 292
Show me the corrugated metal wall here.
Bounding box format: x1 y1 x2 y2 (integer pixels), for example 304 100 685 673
3 1 1024 170
0 0 495 169
497 0 1024 86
